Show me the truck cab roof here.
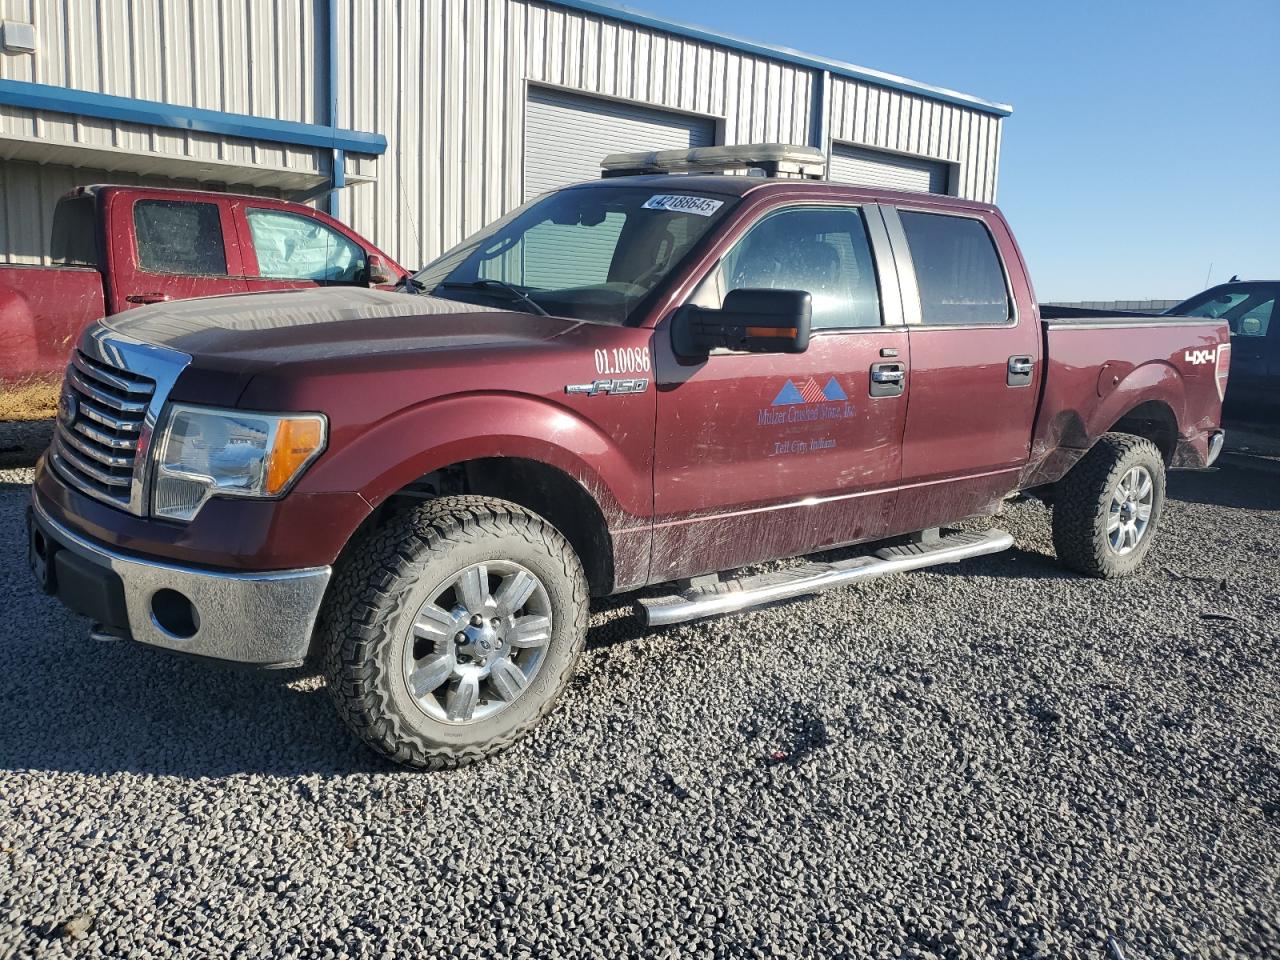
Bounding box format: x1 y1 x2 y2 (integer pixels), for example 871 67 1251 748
560 171 997 215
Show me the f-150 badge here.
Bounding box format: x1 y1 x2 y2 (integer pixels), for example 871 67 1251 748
565 378 649 397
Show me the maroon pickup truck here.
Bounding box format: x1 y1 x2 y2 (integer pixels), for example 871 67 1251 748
27 145 1229 769
0 184 406 384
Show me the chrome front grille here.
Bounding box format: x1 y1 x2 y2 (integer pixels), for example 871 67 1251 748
50 351 156 510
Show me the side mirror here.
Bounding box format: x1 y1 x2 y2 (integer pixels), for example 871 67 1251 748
1239 316 1263 336
365 254 394 286
672 288 812 358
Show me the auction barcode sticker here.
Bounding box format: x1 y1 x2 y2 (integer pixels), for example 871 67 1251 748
642 194 725 217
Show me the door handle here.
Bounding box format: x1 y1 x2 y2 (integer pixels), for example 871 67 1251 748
1007 355 1034 386
126 293 171 304
870 361 906 397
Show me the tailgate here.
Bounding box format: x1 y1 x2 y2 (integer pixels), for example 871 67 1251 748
0 265 106 382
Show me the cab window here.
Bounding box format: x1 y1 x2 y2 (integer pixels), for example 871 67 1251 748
899 211 1011 326
133 199 227 276
246 208 365 282
714 206 882 329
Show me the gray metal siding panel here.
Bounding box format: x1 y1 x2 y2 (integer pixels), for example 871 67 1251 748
523 86 715 200
0 0 1005 267
829 144 950 194
826 75 1001 203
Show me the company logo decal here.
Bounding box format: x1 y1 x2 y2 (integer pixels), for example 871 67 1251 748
771 377 848 406
757 376 856 451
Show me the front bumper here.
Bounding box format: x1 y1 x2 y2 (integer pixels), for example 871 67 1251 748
29 491 331 667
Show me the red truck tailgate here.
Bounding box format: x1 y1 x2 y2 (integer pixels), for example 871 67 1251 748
0 265 106 382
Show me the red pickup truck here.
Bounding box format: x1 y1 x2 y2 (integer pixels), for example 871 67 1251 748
27 145 1229 769
0 184 405 384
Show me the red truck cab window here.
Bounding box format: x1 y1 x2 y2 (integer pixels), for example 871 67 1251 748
134 200 227 276
244 208 366 283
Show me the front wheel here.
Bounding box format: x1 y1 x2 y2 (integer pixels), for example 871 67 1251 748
320 496 589 769
1051 433 1166 578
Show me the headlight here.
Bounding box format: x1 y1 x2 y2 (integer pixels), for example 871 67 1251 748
151 405 327 521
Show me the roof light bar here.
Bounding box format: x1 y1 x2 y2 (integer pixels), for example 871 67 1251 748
601 143 827 180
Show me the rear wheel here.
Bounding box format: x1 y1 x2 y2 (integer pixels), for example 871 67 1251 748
320 496 589 769
1051 432 1165 578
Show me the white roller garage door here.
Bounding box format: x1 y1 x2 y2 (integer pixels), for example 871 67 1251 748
829 144 951 195
524 87 716 200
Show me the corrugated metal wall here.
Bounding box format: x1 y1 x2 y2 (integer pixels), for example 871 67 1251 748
0 0 1004 270
338 0 1002 271
336 0 816 269
0 0 322 171
826 76 1001 204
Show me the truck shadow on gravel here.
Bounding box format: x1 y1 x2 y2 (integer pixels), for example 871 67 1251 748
1166 459 1280 511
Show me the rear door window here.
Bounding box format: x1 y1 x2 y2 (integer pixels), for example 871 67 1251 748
246 208 365 282
899 211 1011 326
133 200 227 276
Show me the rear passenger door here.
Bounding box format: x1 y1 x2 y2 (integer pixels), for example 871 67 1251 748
650 201 910 581
881 205 1041 533
107 193 248 309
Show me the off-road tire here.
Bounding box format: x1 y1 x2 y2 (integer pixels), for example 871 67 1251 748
320 496 589 769
1051 432 1165 578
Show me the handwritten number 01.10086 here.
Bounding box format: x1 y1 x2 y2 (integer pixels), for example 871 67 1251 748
594 348 651 376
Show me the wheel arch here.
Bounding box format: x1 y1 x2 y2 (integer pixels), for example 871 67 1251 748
387 457 618 597
1107 398 1180 464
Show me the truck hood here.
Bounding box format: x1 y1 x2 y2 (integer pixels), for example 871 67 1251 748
99 287 583 371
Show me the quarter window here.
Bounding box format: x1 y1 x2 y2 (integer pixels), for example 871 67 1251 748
1234 300 1273 337
133 200 227 276
246 208 365 282
719 207 882 329
900 211 1011 326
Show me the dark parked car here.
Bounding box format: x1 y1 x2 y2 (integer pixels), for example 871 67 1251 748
1167 281 1278 422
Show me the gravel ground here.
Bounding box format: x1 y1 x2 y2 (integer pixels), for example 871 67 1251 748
0 452 1277 959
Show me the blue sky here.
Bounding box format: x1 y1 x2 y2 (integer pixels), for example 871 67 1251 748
626 0 1280 301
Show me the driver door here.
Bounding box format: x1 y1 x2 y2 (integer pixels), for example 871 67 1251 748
649 201 909 582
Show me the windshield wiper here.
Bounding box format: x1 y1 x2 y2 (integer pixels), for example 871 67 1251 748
438 279 549 316
438 280 549 316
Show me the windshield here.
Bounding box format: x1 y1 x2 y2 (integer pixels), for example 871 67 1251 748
1168 282 1279 335
412 186 736 324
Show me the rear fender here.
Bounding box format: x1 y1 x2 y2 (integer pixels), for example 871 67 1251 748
1025 360 1186 486
1092 360 1186 447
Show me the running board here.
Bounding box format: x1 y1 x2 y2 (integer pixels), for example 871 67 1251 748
636 529 1014 627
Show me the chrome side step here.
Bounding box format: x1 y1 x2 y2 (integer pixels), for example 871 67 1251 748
636 528 1014 627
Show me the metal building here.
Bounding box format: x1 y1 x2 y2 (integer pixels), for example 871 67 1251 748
0 0 1011 270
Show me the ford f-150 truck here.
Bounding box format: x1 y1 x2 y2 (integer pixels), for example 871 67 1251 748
27 144 1230 769
1 184 406 384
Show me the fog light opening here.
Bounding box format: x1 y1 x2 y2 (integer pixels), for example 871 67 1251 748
151 589 199 639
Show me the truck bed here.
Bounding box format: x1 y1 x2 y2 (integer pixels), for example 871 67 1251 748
1026 310 1230 485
